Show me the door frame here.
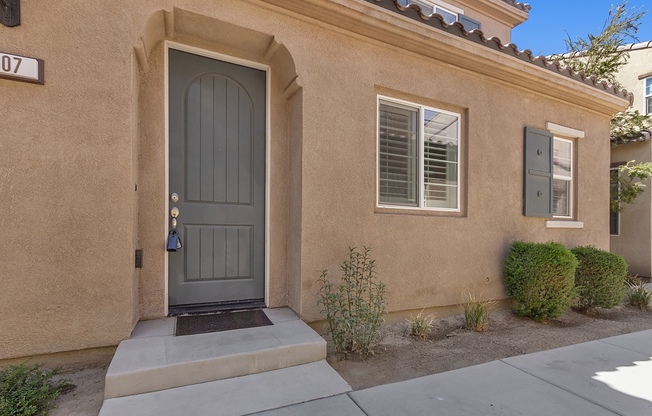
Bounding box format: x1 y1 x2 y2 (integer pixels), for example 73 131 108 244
163 41 271 315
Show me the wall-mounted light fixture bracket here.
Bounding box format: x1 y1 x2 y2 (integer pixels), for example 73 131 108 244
1 0 20 27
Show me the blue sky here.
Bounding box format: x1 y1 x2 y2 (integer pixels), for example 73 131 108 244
511 0 652 56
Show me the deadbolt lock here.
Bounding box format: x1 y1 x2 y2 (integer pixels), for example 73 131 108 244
170 193 179 203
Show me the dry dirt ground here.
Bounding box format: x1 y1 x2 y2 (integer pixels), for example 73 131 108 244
50 306 652 415
327 306 652 390
50 365 108 416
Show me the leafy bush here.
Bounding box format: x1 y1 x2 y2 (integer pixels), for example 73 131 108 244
407 310 434 340
626 281 651 310
463 293 495 332
317 246 387 358
571 246 627 311
0 363 74 416
504 241 578 321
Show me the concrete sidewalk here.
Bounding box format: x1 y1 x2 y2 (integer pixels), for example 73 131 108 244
273 329 652 416
102 328 652 415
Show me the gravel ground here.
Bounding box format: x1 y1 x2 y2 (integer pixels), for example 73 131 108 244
328 306 652 390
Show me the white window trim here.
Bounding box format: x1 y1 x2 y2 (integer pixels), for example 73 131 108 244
376 95 461 212
428 0 463 15
645 77 652 114
546 221 584 229
546 122 585 139
544 122 584 229
552 137 573 219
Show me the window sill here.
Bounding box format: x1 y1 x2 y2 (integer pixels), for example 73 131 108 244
375 205 465 218
546 220 584 229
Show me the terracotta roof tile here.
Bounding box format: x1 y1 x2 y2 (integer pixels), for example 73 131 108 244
612 129 652 145
501 0 531 12
563 41 652 59
367 0 632 102
619 41 652 51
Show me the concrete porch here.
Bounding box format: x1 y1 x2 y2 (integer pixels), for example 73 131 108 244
99 308 352 415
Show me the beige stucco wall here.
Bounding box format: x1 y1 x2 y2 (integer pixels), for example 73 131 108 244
616 47 652 113
294 47 613 321
611 143 652 277
445 0 522 41
610 46 652 277
0 2 138 359
0 0 624 359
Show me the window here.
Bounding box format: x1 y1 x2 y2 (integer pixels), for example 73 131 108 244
645 77 652 114
552 138 573 218
397 0 481 30
523 124 583 224
378 97 461 211
610 167 620 236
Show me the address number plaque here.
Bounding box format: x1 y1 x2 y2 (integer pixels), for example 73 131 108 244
0 51 44 84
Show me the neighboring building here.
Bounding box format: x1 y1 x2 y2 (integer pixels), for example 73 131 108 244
0 0 630 361
610 42 652 277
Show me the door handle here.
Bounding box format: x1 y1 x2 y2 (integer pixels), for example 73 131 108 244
170 207 179 230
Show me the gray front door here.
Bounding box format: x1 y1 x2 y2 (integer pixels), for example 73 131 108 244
168 49 266 308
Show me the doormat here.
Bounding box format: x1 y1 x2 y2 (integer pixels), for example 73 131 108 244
175 309 273 336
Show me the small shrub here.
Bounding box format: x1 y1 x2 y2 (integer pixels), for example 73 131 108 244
626 281 651 310
463 293 495 332
0 363 74 416
317 246 387 358
571 246 628 311
407 310 434 340
504 241 578 321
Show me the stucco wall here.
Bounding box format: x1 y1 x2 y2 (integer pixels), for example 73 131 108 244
202 0 616 321
289 31 613 321
0 2 138 359
610 46 652 277
445 0 517 41
0 0 623 359
611 143 652 277
616 47 652 114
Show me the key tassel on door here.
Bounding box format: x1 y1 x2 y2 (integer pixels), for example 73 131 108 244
167 206 182 252
167 230 182 252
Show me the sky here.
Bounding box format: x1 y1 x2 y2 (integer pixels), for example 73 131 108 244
511 0 652 56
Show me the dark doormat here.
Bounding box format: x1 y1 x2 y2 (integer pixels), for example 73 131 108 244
175 309 273 336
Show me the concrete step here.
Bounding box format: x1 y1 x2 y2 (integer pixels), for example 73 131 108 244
99 361 352 416
104 308 326 399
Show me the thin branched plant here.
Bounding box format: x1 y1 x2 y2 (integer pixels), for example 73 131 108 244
317 246 387 358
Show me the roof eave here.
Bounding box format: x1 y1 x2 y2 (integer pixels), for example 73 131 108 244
260 0 631 115
611 129 652 145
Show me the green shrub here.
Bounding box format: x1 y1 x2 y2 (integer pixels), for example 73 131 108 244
626 281 651 310
571 246 627 311
0 363 74 416
317 246 387 358
504 241 578 321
